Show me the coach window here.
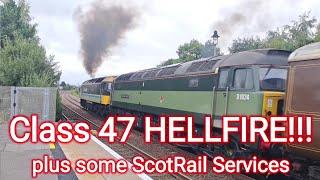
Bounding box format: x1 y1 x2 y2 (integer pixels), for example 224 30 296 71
83 86 88 93
100 83 107 95
87 85 92 93
233 68 254 90
95 84 100 94
218 68 229 89
103 83 108 91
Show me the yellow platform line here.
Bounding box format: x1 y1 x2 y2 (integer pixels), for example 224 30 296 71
49 143 55 150
90 130 97 136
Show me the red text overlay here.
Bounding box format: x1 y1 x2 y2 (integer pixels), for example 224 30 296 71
9 115 312 144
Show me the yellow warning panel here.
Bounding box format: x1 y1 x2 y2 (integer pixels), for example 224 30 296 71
101 95 110 105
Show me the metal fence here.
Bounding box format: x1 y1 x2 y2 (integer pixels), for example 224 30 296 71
0 86 11 122
0 86 57 122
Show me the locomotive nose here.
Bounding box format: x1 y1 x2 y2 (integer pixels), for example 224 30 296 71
262 91 285 116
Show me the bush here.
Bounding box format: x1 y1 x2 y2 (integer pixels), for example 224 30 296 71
56 91 62 121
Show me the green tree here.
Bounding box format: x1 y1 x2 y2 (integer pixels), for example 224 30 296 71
0 35 60 86
0 0 37 47
159 12 319 67
0 0 61 120
176 39 204 62
60 81 66 88
313 24 320 42
201 40 221 58
229 37 266 54
158 39 223 66
266 13 316 51
229 12 318 53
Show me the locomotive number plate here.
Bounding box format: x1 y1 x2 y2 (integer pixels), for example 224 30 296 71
236 93 250 101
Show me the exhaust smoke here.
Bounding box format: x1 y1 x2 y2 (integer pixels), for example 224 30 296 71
74 0 139 77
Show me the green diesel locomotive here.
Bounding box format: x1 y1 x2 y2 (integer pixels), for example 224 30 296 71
110 49 290 155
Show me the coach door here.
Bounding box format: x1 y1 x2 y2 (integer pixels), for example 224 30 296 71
213 68 231 128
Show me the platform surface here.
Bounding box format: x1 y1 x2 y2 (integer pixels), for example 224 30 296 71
0 121 151 180
59 135 150 180
0 121 58 180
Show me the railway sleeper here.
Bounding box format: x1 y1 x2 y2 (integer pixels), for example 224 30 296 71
288 155 320 180
109 107 264 159
83 106 276 161
76 104 294 179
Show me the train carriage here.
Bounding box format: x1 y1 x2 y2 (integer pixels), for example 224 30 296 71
111 49 290 155
286 42 320 178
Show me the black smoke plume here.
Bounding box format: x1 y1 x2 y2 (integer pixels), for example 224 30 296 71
74 0 139 77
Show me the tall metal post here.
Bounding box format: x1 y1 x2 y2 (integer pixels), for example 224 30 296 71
213 44 217 57
211 30 220 57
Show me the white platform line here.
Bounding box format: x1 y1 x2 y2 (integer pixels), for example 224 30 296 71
91 135 153 180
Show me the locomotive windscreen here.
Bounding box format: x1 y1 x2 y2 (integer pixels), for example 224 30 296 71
259 67 287 91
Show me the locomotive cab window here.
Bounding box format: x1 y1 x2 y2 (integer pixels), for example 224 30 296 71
101 82 112 95
259 67 287 91
218 68 229 89
233 68 254 90
108 83 112 90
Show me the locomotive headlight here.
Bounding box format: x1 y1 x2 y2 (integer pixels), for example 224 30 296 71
267 98 273 108
266 98 273 116
266 111 272 116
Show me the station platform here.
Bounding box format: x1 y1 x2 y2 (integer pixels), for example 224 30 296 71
0 121 60 180
59 135 151 180
0 121 151 180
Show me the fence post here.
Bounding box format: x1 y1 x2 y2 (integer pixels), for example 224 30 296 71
42 88 50 120
10 86 16 118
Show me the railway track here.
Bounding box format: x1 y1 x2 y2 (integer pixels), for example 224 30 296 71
61 95 190 179
61 91 252 180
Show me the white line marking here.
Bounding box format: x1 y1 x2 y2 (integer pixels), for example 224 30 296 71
91 135 153 180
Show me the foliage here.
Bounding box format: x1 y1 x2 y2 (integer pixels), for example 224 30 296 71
0 0 61 120
0 35 60 87
159 39 221 66
312 23 320 42
229 13 319 53
164 12 320 64
71 89 79 97
56 91 63 121
229 37 266 54
60 81 66 87
201 40 221 58
60 81 78 90
176 39 203 62
0 0 37 47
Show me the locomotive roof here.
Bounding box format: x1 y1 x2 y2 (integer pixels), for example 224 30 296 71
289 42 320 62
82 76 116 85
218 49 290 67
115 49 290 82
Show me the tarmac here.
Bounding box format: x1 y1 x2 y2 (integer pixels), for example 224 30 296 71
0 120 150 180
0 121 77 180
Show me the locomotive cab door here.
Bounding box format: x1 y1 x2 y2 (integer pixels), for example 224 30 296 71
213 68 231 128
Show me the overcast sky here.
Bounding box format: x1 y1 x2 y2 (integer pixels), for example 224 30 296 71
27 0 320 85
